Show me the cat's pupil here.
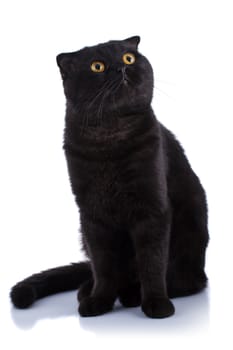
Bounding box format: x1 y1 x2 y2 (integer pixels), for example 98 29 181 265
95 64 101 70
126 56 131 63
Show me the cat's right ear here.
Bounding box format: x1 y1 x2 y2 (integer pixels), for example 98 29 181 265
124 36 141 50
56 53 75 79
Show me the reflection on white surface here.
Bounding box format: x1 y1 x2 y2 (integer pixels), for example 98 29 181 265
11 291 79 330
11 288 209 336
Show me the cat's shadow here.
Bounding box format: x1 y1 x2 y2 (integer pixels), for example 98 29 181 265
11 288 210 335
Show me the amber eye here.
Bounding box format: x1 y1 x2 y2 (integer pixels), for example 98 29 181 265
122 53 136 65
91 61 105 73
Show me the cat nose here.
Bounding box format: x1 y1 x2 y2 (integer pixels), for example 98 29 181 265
116 66 126 73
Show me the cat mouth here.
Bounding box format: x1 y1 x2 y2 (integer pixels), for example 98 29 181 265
123 77 129 86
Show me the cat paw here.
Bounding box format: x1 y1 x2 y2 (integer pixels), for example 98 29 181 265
119 283 141 307
78 296 114 317
142 297 175 318
77 279 93 302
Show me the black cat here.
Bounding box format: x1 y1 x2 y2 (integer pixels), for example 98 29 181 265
10 36 209 318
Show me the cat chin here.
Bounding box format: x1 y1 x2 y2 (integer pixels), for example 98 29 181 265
123 78 130 86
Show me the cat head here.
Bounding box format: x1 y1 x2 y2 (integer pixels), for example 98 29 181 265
57 36 154 126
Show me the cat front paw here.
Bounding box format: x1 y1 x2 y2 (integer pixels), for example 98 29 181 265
78 296 114 317
142 297 175 318
77 279 93 302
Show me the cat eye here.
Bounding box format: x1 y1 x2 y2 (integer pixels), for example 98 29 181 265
122 53 136 65
91 61 105 73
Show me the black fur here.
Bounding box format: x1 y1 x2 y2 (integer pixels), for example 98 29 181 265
10 36 209 318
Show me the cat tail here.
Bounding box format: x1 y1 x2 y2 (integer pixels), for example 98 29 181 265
10 261 92 309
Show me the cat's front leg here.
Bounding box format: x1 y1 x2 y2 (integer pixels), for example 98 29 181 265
78 219 118 317
131 210 175 318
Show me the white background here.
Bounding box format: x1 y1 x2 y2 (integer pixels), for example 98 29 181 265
0 0 233 348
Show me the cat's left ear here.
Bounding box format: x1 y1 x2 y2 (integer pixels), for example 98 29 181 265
124 36 141 50
56 53 75 79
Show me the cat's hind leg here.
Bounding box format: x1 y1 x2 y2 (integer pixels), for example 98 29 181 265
167 194 209 298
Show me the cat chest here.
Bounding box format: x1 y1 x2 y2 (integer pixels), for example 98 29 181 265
66 149 158 223
80 163 126 206
68 157 141 216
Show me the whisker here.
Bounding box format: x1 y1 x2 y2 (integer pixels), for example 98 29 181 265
79 73 125 132
97 94 105 127
82 78 120 131
96 79 120 127
155 79 176 86
80 80 112 132
88 80 112 108
109 78 124 96
154 86 172 99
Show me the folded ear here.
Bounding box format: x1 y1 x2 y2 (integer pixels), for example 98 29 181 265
56 53 75 79
123 36 141 49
